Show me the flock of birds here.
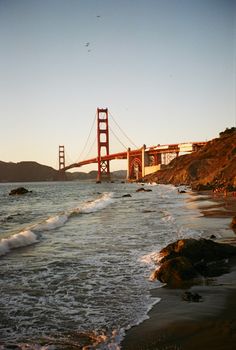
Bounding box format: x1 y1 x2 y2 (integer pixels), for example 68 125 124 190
84 15 101 52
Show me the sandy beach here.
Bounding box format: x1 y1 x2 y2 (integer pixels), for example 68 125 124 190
122 193 236 350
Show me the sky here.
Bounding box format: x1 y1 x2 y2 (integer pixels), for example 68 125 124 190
0 0 235 172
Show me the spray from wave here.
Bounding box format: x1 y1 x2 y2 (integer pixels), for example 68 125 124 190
72 192 114 214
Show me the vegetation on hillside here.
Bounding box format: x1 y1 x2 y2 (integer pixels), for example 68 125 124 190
145 127 236 191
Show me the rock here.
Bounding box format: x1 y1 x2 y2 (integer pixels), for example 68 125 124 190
178 189 187 193
159 238 236 264
193 183 214 191
136 188 152 192
182 291 203 302
9 187 32 195
153 238 236 286
154 256 199 286
230 216 236 230
194 258 230 277
122 194 132 198
210 234 216 239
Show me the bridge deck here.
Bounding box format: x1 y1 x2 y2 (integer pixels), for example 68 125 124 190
62 141 206 171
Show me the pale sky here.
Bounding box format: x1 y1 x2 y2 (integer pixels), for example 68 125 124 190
0 0 235 172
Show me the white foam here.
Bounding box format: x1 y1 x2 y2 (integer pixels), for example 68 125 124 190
76 192 114 214
33 214 68 232
139 251 161 266
161 212 175 223
0 230 38 256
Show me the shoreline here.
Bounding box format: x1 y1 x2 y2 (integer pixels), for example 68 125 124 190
121 191 236 350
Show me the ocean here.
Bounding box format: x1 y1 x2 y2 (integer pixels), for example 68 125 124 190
0 181 232 349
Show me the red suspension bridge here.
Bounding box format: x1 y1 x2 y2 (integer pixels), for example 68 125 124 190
59 108 206 182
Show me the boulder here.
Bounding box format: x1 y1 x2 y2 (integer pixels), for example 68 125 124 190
154 256 199 286
159 238 236 264
153 238 236 286
9 187 32 195
122 194 132 198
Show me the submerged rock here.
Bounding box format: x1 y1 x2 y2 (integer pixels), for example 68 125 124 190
136 188 152 192
9 187 32 195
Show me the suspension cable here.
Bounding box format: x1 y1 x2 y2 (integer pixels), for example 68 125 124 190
109 110 138 149
76 113 96 162
83 135 97 161
109 126 128 150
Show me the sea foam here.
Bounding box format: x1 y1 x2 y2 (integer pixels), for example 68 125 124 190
0 192 114 258
72 192 114 214
0 230 38 256
33 214 68 232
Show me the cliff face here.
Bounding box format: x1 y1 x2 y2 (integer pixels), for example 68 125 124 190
145 128 236 191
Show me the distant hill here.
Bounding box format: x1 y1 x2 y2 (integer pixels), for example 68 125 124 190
0 161 127 183
0 161 58 182
145 127 236 191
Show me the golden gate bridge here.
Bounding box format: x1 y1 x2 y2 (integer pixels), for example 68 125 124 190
58 108 206 182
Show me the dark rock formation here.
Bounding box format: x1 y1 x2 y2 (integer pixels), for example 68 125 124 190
154 256 199 286
9 187 32 195
136 188 152 192
122 194 132 198
182 291 203 302
153 238 236 287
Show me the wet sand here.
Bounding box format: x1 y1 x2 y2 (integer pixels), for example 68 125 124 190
122 193 236 350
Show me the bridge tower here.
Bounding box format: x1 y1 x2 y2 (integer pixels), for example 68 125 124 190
59 145 65 170
97 108 110 182
58 145 67 180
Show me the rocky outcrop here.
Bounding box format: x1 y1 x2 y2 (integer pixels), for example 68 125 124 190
153 238 236 287
145 127 236 192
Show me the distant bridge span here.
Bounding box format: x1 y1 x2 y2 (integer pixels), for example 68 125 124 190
59 108 206 182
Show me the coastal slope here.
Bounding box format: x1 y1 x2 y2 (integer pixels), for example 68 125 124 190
145 127 236 190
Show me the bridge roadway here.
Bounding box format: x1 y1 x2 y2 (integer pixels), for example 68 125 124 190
62 141 206 172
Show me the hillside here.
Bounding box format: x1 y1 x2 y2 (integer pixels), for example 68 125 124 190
0 161 58 182
0 161 127 182
145 127 236 191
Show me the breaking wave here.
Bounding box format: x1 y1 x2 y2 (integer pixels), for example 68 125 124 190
0 230 38 256
71 192 114 214
0 192 114 257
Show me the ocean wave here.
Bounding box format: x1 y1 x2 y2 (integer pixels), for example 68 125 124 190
33 214 68 232
0 230 38 256
70 192 114 215
0 192 114 258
